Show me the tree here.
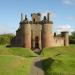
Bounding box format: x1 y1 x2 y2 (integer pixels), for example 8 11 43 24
0 33 15 45
69 31 75 44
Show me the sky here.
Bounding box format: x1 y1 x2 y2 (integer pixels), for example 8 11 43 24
0 0 75 34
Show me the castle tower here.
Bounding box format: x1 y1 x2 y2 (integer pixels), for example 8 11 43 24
42 13 54 48
61 32 69 46
31 13 42 49
21 15 31 49
31 13 41 23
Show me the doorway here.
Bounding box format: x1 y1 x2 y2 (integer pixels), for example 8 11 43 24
35 36 39 48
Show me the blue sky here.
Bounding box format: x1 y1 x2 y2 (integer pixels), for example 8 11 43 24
0 0 75 34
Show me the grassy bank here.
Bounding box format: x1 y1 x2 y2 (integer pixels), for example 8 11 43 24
0 45 37 57
0 45 37 75
0 55 33 75
41 45 75 75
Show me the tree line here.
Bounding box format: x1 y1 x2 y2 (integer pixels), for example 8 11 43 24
0 34 15 45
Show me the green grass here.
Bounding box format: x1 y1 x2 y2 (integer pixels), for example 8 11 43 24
0 45 37 57
1 45 75 75
41 45 75 75
0 55 33 75
0 45 37 75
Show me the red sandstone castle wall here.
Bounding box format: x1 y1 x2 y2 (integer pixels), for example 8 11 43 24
61 32 69 46
42 23 54 48
23 24 31 48
53 37 64 46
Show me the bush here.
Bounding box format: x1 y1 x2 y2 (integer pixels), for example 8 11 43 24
0 34 15 45
69 31 75 44
69 39 75 44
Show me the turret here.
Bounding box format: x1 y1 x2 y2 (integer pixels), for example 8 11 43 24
31 13 41 23
42 13 54 48
61 31 69 46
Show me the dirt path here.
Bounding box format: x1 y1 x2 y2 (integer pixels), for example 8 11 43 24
29 56 44 75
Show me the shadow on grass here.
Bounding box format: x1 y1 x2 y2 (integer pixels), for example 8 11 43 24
34 57 55 75
34 50 42 55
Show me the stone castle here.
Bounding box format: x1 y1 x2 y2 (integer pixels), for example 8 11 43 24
11 12 69 50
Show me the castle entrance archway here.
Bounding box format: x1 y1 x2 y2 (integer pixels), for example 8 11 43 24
35 36 39 49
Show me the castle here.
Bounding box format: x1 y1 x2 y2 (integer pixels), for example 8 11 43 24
11 12 69 50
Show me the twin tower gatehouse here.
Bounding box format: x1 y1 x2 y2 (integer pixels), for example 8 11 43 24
11 12 69 50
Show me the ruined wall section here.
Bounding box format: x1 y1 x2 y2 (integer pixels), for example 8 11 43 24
53 32 69 47
53 37 64 46
14 23 24 47
61 32 69 46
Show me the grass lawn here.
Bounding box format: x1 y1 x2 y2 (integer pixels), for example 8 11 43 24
41 45 75 75
0 55 33 75
0 45 37 75
0 45 37 57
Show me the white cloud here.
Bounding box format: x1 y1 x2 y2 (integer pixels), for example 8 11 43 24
58 24 72 32
62 0 75 5
63 0 71 5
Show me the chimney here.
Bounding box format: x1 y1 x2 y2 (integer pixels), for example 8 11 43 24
47 12 50 22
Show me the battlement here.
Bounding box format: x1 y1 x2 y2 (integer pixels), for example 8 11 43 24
31 13 41 23
20 12 53 24
31 13 41 16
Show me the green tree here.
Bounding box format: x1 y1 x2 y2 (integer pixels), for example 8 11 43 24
69 31 75 44
0 34 15 45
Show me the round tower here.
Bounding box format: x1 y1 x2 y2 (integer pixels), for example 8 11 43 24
61 32 69 46
42 13 54 48
42 23 54 48
23 23 31 48
21 15 31 49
